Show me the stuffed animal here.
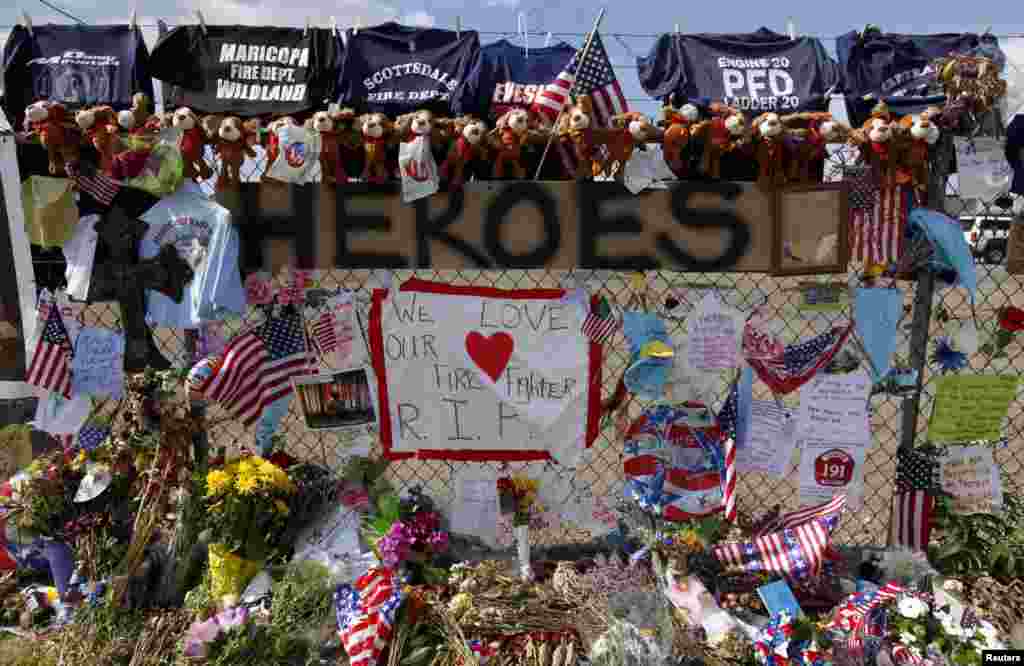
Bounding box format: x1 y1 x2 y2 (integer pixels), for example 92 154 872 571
857 117 898 187
558 95 609 180
660 101 700 177
694 104 746 180
895 113 939 193
490 109 535 179
439 116 489 190
603 112 660 179
308 111 344 185
751 112 789 189
26 101 80 175
117 109 137 133
75 106 119 176
130 93 152 132
359 113 394 184
243 119 263 149
782 113 848 183
264 116 298 176
172 108 213 182
213 116 256 189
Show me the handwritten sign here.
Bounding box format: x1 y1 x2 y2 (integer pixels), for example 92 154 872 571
940 446 1003 515
70 327 125 398
449 470 500 547
686 294 742 372
798 439 866 509
928 375 1020 443
954 137 1012 201
737 401 797 478
369 280 601 462
795 372 871 444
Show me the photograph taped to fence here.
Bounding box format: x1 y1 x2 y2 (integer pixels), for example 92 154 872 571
292 366 377 432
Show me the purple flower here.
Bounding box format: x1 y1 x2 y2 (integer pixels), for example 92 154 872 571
182 617 224 657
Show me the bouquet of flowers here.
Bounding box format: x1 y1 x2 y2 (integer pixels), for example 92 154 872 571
497 475 547 528
365 488 448 581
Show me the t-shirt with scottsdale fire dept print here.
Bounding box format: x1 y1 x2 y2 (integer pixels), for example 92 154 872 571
477 39 577 120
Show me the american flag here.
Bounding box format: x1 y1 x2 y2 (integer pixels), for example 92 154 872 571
580 295 619 344
202 308 311 427
890 446 939 552
828 582 905 649
848 172 908 266
74 169 120 207
747 324 854 395
712 505 844 581
77 424 111 451
26 301 73 397
335 567 406 666
313 311 338 354
717 383 739 441
531 31 628 173
755 494 849 538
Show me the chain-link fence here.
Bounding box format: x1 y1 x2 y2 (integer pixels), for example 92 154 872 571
24 121 1024 549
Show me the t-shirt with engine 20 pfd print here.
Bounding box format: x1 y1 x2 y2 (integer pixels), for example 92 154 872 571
636 27 841 114
148 25 342 116
336 22 484 117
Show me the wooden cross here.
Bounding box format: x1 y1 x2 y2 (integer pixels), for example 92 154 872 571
88 206 195 373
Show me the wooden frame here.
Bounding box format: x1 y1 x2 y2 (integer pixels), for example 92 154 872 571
772 181 850 277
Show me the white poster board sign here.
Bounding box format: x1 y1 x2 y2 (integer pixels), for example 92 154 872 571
954 137 1012 201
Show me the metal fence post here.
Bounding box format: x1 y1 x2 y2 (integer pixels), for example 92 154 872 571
898 135 951 451
183 329 208 471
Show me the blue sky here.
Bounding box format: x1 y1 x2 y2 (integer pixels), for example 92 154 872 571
2 1 1024 117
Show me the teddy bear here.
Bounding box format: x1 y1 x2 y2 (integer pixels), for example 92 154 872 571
601 111 660 179
309 111 345 185
263 116 298 176
130 93 152 132
751 112 789 189
855 117 898 187
243 119 263 149
558 95 611 180
781 112 848 183
75 106 120 176
26 101 81 175
895 112 939 194
693 103 746 180
359 113 395 184
172 107 213 182
660 99 700 177
439 116 489 190
212 116 256 189
489 108 538 180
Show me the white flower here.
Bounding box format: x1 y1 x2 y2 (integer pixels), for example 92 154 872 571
979 621 1005 649
900 631 918 645
942 579 964 594
898 597 928 619
940 614 964 638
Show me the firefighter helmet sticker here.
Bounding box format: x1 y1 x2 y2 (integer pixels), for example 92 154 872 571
814 448 855 487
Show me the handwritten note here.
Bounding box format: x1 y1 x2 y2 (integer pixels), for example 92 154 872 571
928 375 1020 443
737 401 797 478
687 295 742 372
796 372 871 444
293 504 362 561
70 327 125 398
373 284 598 462
940 446 1003 515
449 471 501 547
954 137 1012 201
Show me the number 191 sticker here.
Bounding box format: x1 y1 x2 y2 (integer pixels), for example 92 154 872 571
814 448 855 487
799 440 866 509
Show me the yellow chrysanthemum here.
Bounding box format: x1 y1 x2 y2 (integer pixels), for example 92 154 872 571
236 474 260 495
206 470 232 496
273 499 290 515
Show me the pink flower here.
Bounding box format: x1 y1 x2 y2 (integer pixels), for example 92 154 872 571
245 274 274 305
340 488 370 510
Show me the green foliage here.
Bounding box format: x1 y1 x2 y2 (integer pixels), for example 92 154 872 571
930 492 1024 577
269 561 335 637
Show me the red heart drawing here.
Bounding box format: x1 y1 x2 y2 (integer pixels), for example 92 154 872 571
465 331 515 382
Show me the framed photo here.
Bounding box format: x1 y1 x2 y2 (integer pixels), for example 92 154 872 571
772 182 850 276
293 366 377 432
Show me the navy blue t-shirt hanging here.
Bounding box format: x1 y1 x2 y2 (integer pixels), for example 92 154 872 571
478 39 576 119
149 25 342 117
335 22 484 117
2 24 155 127
636 27 841 114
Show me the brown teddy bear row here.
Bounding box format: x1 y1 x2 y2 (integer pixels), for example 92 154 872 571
19 92 940 194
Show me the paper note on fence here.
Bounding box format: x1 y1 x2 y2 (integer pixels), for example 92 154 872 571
686 294 742 372
737 400 796 478
70 327 125 398
798 438 866 510
449 471 500 547
795 371 871 444
954 137 1012 201
928 375 1020 443
940 445 1003 515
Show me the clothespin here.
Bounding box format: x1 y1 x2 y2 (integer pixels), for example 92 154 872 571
21 12 33 37
544 32 552 47
354 17 361 35
455 16 461 39
332 16 347 47
130 9 138 32
304 18 310 37
787 18 797 40
517 12 528 59
195 10 207 36
674 23 680 35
